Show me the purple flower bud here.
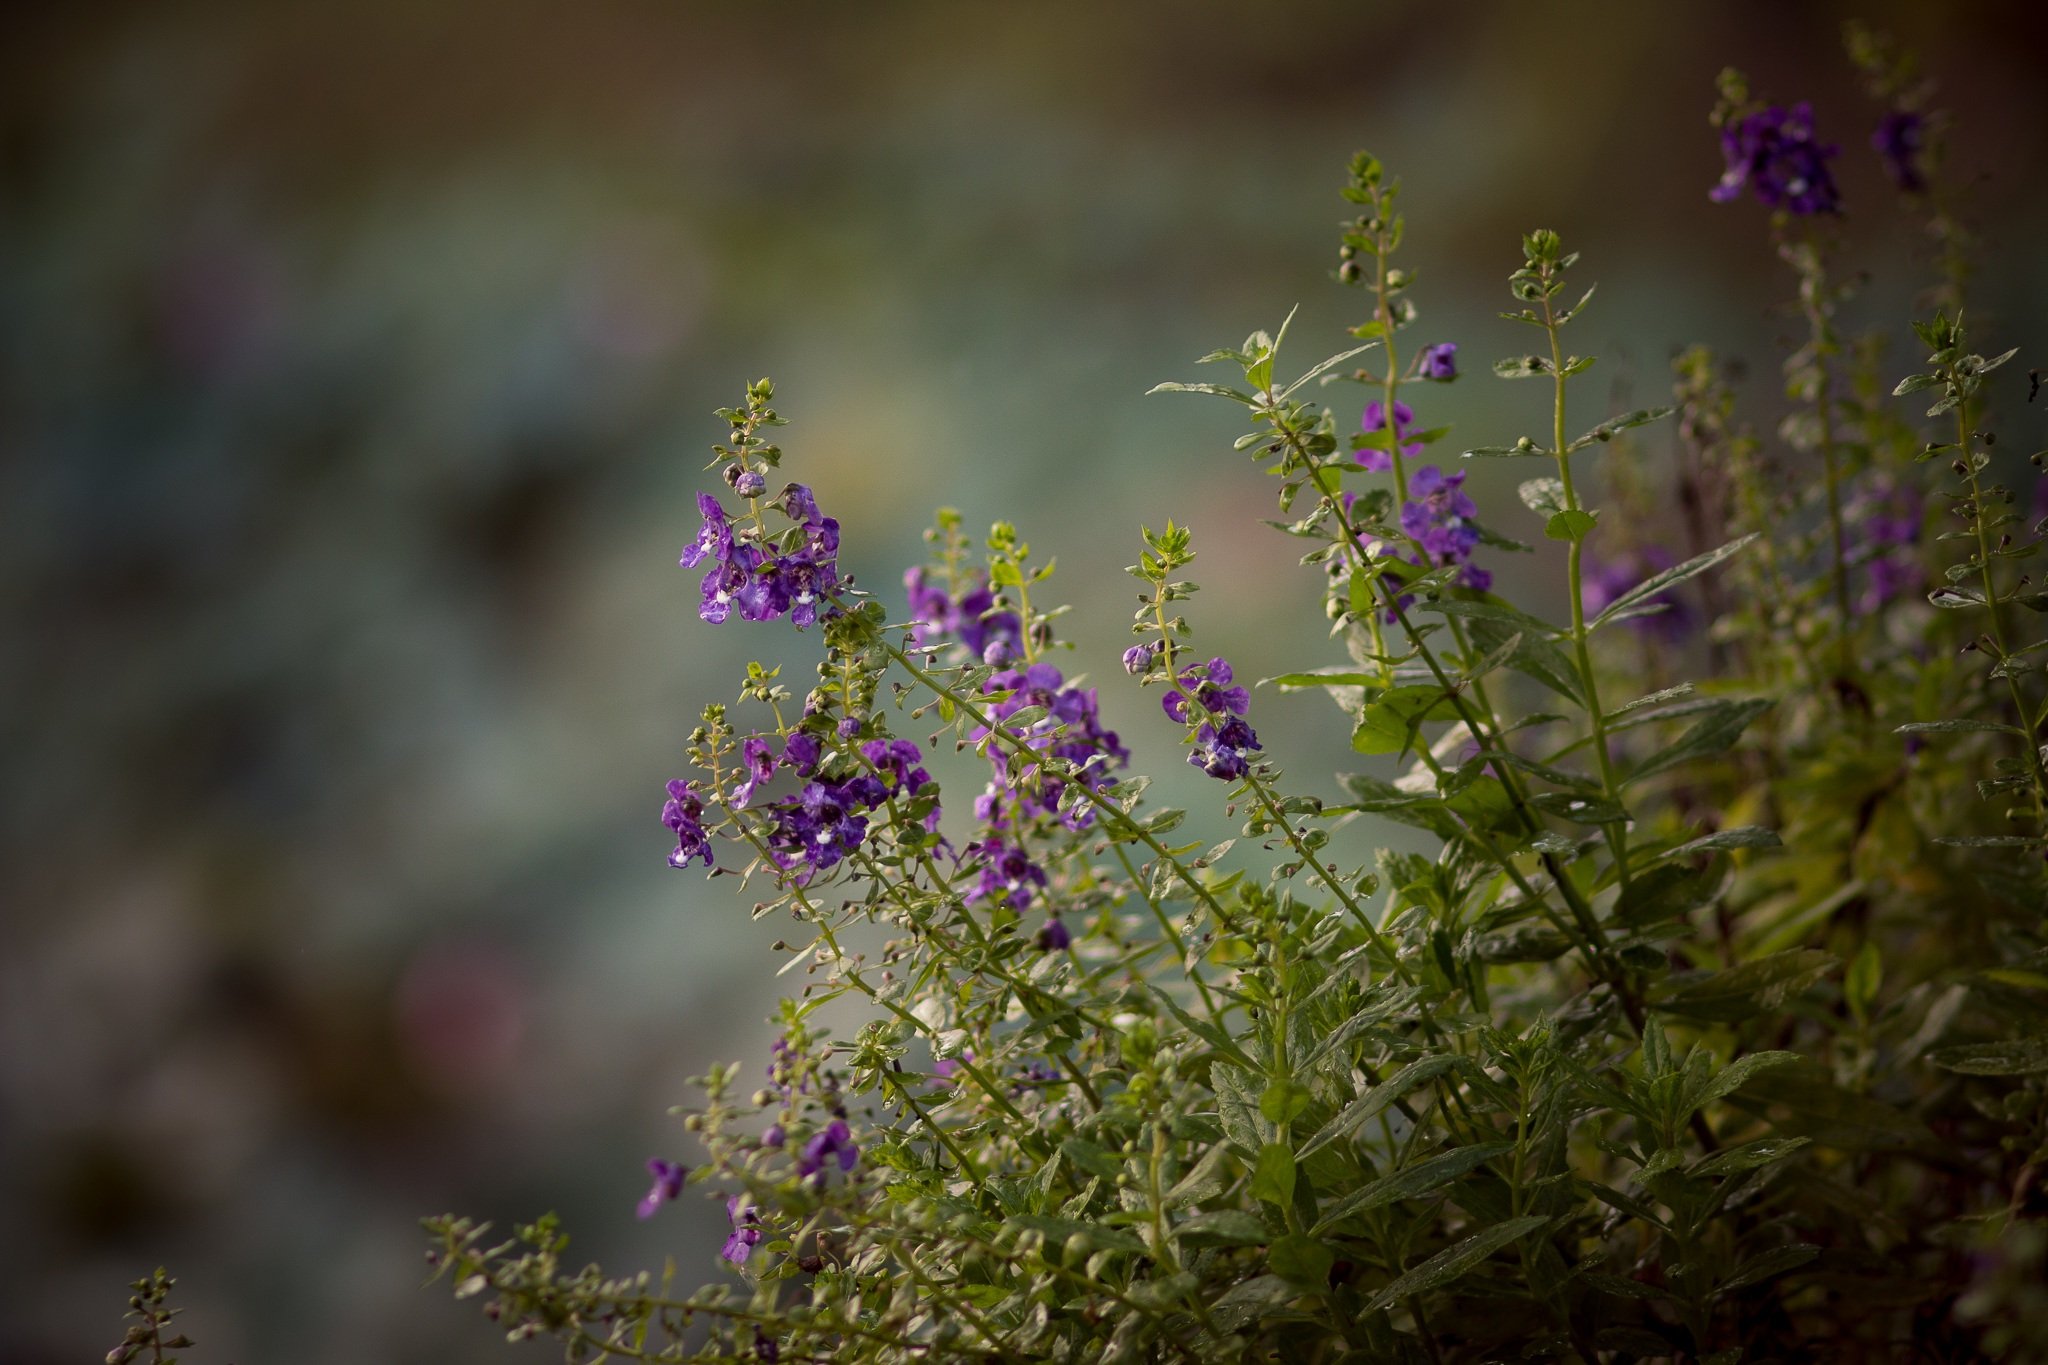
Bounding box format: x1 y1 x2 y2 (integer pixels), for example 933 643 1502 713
1036 917 1073 951
637 1158 687 1219
761 1124 785 1148
732 469 767 498
1419 342 1458 381
1122 642 1156 676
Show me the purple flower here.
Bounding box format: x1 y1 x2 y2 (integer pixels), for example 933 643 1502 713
732 468 767 498
721 1195 764 1264
932 1050 973 1084
1710 102 1841 215
1036 916 1072 951
1418 343 1458 381
968 836 1050 910
1122 642 1158 676
663 780 714 869
903 568 1024 661
1161 657 1263 781
636 1158 687 1219
682 484 841 630
1398 465 1490 592
732 736 779 808
782 731 821 775
797 1120 859 1180
1873 110 1927 194
761 1123 786 1149
1359 400 1423 473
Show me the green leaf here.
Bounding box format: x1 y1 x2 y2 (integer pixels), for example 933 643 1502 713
1845 943 1882 1026
1011 1214 1148 1255
1518 477 1567 517
1060 1137 1126 1184
1928 1038 2048 1075
1715 1244 1820 1295
1529 791 1630 824
1299 1056 1459 1157
1624 699 1772 786
1690 1136 1810 1179
1651 953 1836 1022
1683 1049 1801 1112
1250 1143 1297 1206
1176 1209 1269 1247
1281 341 1382 399
1352 685 1460 755
1892 372 1940 396
1546 509 1599 542
1663 825 1781 860
1591 534 1758 630
1312 1142 1514 1233
1260 1078 1315 1125
1264 670 1380 689
1268 1234 1337 1289
1494 356 1548 379
1361 1216 1548 1313
1928 585 1988 610
1571 405 1675 448
1895 719 2024 736
1146 381 1257 404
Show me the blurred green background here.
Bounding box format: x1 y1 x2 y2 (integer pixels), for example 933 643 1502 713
4 2 2045 1360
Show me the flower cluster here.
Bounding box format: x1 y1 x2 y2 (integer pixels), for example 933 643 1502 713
680 485 842 629
903 568 1023 664
1398 464 1491 591
796 1120 859 1181
758 737 935 881
1358 399 1423 472
661 780 713 869
1710 102 1841 215
1161 656 1261 781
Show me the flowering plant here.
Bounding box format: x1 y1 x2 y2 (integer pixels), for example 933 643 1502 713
117 23 2048 1365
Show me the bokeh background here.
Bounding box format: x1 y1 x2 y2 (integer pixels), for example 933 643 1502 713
4 2 2046 1360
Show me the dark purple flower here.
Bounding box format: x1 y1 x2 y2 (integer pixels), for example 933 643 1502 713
663 779 714 868
1710 102 1841 215
797 1120 859 1179
1036 916 1073 951
1873 109 1927 194
1418 343 1458 381
721 1195 764 1264
637 1158 687 1219
683 485 841 630
782 731 821 775
679 494 733 569
1160 657 1264 781
1360 399 1423 473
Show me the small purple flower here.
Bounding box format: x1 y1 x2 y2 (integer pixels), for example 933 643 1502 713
1036 916 1073 951
732 736 779 808
782 731 821 776
663 779 714 869
1398 465 1490 592
683 484 841 630
1873 109 1927 194
1418 343 1458 381
1359 399 1423 473
1710 102 1841 215
636 1158 687 1220
732 468 767 498
761 1123 786 1148
1122 642 1158 676
679 493 733 569
968 836 1049 910
721 1195 764 1264
1161 657 1263 781
932 1049 973 1084
797 1120 859 1179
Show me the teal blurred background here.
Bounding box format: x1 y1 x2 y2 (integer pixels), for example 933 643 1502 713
4 2 2045 1360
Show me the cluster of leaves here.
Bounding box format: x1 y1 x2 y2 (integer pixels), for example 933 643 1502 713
110 23 2046 1365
